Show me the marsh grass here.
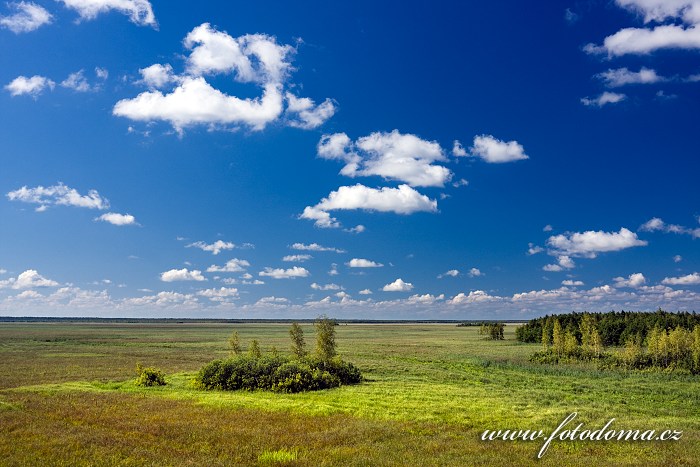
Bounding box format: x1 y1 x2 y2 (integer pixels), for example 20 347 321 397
1 322 699 465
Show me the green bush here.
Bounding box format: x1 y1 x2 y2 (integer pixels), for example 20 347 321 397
195 354 362 393
135 363 166 387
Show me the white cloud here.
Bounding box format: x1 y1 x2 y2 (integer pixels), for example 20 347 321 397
124 291 198 307
0 269 59 289
95 212 137 226
290 242 345 253
58 0 156 27
317 130 451 187
613 272 647 288
438 269 459 279
113 77 284 133
581 92 627 107
4 75 55 97
584 1 700 56
206 259 250 273
61 70 92 92
543 225 553 232
449 290 498 304
674 255 683 263
115 23 333 134
310 282 342 291
344 224 366 234
469 134 529 163
358 288 372 295
300 183 437 228
543 264 563 272
562 280 584 286
382 278 413 292
256 296 290 305
662 272 700 285
7 183 109 210
0 1 52 33
527 243 544 255
187 240 235 255
468 268 483 277
407 293 444 304
639 217 700 238
328 263 339 276
160 268 206 282
95 67 109 80
197 287 239 302
451 178 469 188
259 266 309 279
452 140 468 157
546 227 647 258
347 258 383 268
286 93 336 129
283 254 312 262
138 63 176 89
596 67 666 87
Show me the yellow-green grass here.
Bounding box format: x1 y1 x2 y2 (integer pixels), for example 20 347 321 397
1 322 698 466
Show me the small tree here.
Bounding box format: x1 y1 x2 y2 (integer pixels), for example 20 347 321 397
228 330 242 355
248 339 262 359
590 327 603 358
289 322 307 358
315 315 337 361
552 319 564 357
693 325 700 373
541 320 552 350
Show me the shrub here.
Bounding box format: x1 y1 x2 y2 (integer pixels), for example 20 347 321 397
135 363 166 387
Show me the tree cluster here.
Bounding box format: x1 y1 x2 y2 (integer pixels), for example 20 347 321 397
196 316 362 392
478 322 505 340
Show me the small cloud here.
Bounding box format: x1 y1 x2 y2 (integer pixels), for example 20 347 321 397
358 288 372 295
160 268 206 282
61 70 93 92
206 259 250 273
562 280 584 286
662 273 700 286
581 92 626 107
564 8 579 24
437 269 459 279
347 258 383 268
310 282 342 291
282 254 312 262
382 278 413 292
187 240 235 255
95 212 137 226
259 266 309 279
291 242 345 253
470 134 529 163
468 268 483 277
0 1 52 33
543 225 553 232
452 140 467 157
673 255 683 263
527 243 544 255
613 272 646 288
4 75 55 98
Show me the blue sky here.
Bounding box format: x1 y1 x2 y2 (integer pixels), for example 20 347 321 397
1 0 698 318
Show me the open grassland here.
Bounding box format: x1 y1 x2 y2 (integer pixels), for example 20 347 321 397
1 322 699 466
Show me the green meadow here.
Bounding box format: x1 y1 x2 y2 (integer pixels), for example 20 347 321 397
1 322 698 466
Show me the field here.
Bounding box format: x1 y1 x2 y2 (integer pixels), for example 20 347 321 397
1 322 698 466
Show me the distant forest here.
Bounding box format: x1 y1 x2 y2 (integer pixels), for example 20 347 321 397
516 310 700 346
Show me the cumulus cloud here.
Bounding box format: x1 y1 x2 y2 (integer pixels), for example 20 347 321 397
662 272 700 285
206 259 250 273
358 288 372 295
584 1 700 56
581 92 627 107
347 258 383 268
527 243 544 255
613 272 647 288
0 1 52 33
437 269 459 279
562 280 584 286
596 67 666 87
310 282 342 290
160 268 206 282
382 278 413 292
4 75 55 98
300 183 437 228
197 287 239 302
61 70 93 92
283 254 312 262
114 23 334 134
407 293 445 304
259 266 309 279
546 227 647 258
187 240 235 255
317 130 451 187
639 217 700 238
95 212 137 226
58 0 156 27
285 93 336 129
0 269 59 289
543 256 575 272
290 242 345 253
452 140 468 157
449 290 498 304
469 135 529 163
7 183 109 210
